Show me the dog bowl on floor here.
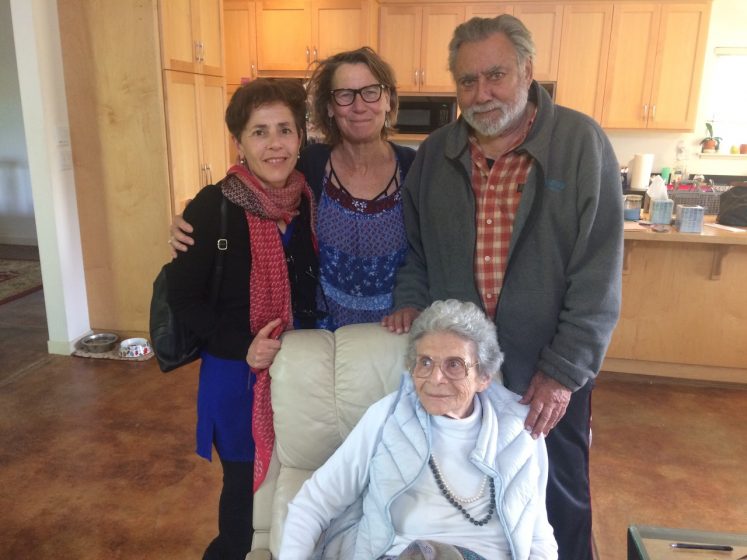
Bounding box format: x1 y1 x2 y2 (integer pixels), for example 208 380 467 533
119 338 152 359
79 333 119 353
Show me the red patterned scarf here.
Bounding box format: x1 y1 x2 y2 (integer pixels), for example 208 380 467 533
222 164 315 491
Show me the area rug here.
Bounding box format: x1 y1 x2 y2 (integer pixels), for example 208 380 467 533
0 259 43 305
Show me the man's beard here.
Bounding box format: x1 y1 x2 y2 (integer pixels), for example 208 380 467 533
462 87 529 137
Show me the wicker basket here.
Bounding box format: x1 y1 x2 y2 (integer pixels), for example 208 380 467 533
668 191 721 215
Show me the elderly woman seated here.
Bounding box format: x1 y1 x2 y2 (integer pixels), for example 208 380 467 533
279 299 558 559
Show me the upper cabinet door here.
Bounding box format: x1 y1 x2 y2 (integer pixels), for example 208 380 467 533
197 0 225 76
379 6 423 92
514 3 562 81
160 0 224 76
255 0 369 73
161 0 199 73
602 2 710 130
379 4 463 93
602 3 660 128
464 3 513 20
648 3 710 130
256 0 313 71
556 3 612 122
420 5 466 92
313 0 370 62
224 0 258 84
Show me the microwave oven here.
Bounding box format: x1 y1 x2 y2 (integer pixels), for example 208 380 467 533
396 96 457 134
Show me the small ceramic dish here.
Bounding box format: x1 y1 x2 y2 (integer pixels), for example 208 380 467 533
79 333 119 353
119 338 153 359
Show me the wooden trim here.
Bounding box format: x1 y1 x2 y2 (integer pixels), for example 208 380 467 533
602 358 747 385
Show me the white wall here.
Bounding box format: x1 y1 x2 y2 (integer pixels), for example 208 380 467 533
606 0 747 178
11 0 91 354
0 0 36 245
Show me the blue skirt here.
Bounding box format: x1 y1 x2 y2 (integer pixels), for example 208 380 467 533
196 352 255 462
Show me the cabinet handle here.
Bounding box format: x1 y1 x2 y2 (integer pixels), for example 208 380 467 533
200 163 206 185
420 69 425 86
414 69 419 85
251 63 256 78
643 104 648 120
651 104 657 120
306 46 310 63
313 46 318 62
206 164 213 185
201 42 205 63
194 41 200 63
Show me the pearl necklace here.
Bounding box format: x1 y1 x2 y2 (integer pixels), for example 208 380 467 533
428 455 495 527
429 454 489 503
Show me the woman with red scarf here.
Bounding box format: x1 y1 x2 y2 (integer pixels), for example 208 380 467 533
165 79 318 560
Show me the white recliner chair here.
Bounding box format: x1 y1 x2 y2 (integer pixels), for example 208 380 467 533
247 323 409 559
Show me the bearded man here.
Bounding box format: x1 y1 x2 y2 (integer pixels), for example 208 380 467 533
383 14 623 560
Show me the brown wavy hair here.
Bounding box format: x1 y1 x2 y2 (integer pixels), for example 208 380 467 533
306 47 398 146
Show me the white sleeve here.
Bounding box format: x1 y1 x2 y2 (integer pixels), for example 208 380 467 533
278 394 397 559
530 437 559 559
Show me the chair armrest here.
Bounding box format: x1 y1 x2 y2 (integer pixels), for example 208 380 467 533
246 549 271 560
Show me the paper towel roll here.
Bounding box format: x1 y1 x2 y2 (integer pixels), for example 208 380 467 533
630 153 654 190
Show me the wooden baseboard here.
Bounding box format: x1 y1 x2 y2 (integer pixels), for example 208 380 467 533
602 358 747 385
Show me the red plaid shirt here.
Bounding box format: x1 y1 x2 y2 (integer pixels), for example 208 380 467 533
469 118 535 319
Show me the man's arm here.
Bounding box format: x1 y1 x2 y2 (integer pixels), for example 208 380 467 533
521 122 622 436
390 147 433 303
539 126 623 390
382 146 434 333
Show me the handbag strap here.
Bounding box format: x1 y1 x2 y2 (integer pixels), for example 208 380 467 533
207 196 228 307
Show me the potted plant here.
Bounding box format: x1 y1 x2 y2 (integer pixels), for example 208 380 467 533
700 122 722 153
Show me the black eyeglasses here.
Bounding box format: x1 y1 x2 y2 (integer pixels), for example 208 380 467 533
330 84 386 106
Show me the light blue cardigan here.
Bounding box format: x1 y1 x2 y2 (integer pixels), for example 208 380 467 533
280 374 558 559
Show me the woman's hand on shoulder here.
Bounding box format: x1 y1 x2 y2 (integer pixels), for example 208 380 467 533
168 213 195 258
246 318 284 369
381 307 420 334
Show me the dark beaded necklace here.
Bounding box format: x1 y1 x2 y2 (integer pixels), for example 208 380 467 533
427 455 496 526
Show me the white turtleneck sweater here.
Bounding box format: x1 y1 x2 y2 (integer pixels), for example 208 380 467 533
387 397 509 557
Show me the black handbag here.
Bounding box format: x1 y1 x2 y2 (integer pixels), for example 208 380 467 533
717 186 747 227
150 197 228 372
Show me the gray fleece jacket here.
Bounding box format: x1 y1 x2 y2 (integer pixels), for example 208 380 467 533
393 82 623 394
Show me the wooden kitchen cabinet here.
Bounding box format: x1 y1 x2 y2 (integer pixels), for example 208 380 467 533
464 3 513 19
602 2 710 130
556 2 612 122
379 4 465 93
163 71 229 214
605 224 747 384
379 2 558 92
160 0 224 77
513 3 563 81
224 0 257 85
256 0 370 73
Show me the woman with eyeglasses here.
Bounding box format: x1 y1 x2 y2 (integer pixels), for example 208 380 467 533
164 79 318 560
170 47 416 331
299 46 415 330
280 299 558 559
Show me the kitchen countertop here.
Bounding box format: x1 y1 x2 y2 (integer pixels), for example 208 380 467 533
624 216 747 246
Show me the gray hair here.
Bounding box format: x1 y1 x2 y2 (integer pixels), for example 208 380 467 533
406 299 504 381
448 15 536 77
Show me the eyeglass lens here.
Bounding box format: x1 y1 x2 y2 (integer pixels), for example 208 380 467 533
331 84 384 106
414 356 471 379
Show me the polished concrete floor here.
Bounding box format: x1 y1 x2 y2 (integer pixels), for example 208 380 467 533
1 287 746 559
